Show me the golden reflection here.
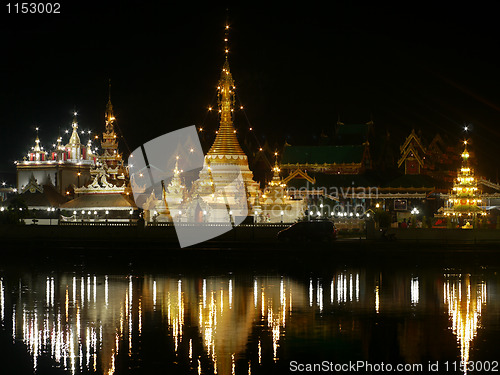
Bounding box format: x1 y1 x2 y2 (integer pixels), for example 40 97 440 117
443 274 487 370
0 277 4 323
0 270 447 375
411 277 419 306
11 275 130 375
65 287 69 320
309 278 313 306
332 272 362 305
258 339 262 364
105 275 109 308
7 272 369 374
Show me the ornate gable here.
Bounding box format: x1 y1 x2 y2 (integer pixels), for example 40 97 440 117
397 130 426 174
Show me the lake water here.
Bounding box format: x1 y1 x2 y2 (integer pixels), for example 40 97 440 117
0 251 499 374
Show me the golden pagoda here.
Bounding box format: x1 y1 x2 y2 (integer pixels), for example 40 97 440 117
65 113 95 163
260 152 305 222
444 140 485 226
31 128 48 162
188 24 261 222
144 156 186 222
95 81 127 185
62 86 136 219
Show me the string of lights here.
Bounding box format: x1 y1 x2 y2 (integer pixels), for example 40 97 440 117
197 20 275 176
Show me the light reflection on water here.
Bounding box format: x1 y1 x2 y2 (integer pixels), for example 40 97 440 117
0 269 498 374
443 274 488 374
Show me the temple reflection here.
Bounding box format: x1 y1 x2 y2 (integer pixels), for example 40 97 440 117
0 269 495 375
443 274 487 372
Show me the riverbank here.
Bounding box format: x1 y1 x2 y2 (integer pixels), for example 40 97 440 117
3 223 500 247
368 226 500 244
1 224 500 277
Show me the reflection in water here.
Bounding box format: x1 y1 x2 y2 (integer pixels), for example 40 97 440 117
1 277 4 324
443 274 487 372
411 277 419 306
0 269 497 374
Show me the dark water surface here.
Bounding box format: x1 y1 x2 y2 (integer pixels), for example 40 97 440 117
0 246 500 374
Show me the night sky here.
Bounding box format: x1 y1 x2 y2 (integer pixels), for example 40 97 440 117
2 2 500 181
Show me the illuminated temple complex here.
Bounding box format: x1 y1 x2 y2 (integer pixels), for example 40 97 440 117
5 24 500 226
60 89 136 219
144 30 304 224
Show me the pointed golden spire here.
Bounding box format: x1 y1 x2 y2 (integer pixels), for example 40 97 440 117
33 127 42 152
461 140 470 162
224 13 230 60
173 155 181 177
270 151 282 186
56 135 63 150
207 21 245 158
105 79 115 131
68 111 81 146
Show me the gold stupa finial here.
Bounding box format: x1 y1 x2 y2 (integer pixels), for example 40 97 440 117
33 126 41 152
269 151 282 186
68 111 81 146
173 156 181 177
224 8 230 60
105 79 115 131
207 18 245 158
462 140 470 161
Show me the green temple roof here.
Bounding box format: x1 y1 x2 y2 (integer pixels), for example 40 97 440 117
384 174 437 189
281 145 365 165
336 123 370 136
286 173 377 190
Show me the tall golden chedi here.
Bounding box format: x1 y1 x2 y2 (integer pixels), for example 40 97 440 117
187 25 261 222
445 140 485 226
93 85 128 185
61 86 136 220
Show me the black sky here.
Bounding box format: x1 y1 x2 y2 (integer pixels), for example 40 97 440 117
1 2 500 179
